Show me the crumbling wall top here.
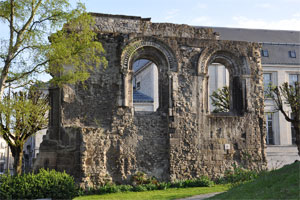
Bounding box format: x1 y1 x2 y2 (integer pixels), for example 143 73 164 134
91 13 217 39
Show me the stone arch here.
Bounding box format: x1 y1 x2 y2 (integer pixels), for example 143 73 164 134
198 47 249 114
198 48 247 76
121 38 178 72
120 37 177 112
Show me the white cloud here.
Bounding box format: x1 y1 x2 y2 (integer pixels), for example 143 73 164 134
189 16 213 26
293 12 300 17
282 0 300 2
231 16 300 31
164 9 179 20
196 3 207 9
255 3 272 8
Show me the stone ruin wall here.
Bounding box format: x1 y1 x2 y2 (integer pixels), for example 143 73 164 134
34 13 267 187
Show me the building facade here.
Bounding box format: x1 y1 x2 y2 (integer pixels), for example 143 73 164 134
0 137 13 174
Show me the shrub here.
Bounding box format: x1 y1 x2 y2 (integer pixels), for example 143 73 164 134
119 184 133 192
170 177 214 188
131 171 158 185
131 171 148 185
96 184 120 194
157 182 170 190
0 169 77 199
218 165 258 185
170 180 184 188
132 185 147 192
78 173 214 196
190 176 214 187
145 183 158 191
103 184 120 194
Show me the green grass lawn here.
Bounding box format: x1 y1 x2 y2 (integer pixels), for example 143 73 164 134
74 185 229 200
209 162 300 200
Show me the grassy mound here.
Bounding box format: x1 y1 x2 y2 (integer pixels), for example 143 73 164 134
210 161 300 199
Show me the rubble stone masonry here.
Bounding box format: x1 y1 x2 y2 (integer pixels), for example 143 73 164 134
34 13 267 187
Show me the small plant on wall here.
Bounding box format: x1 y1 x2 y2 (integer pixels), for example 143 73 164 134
210 86 230 113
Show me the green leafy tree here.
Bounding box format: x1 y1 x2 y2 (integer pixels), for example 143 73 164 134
0 89 50 175
210 86 230 113
270 82 300 156
0 0 107 97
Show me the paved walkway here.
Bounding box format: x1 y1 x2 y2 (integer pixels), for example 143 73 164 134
176 192 223 200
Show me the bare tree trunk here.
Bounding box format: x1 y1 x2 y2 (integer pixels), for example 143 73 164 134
0 64 10 98
10 145 24 175
293 123 300 157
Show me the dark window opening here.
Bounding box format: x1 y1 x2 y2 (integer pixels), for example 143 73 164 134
261 49 269 57
289 74 299 86
263 73 273 98
136 82 140 90
289 50 296 58
265 113 274 145
0 163 4 173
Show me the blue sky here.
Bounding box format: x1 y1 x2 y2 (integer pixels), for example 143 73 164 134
69 0 300 30
1 0 300 37
0 0 299 83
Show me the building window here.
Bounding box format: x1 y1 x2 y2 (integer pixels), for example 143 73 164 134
208 63 230 113
289 50 296 58
0 163 4 173
289 74 299 86
265 113 274 145
263 73 273 98
136 82 141 90
261 49 269 57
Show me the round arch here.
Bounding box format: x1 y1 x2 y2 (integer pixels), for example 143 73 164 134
120 38 177 112
198 47 249 115
198 48 244 76
121 38 178 73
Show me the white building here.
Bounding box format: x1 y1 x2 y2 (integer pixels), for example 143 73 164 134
0 137 13 174
23 129 47 172
23 85 48 172
132 59 159 112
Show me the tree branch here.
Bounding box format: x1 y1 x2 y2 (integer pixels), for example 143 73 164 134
29 14 63 31
9 45 40 62
0 123 15 144
5 60 49 83
9 0 43 60
8 0 15 55
9 80 35 89
0 13 10 23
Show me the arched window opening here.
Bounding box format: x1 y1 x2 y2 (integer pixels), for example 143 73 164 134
132 59 159 112
208 63 230 113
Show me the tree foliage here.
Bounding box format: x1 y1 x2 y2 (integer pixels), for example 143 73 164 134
0 0 107 97
0 89 49 175
270 82 300 156
210 86 230 113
